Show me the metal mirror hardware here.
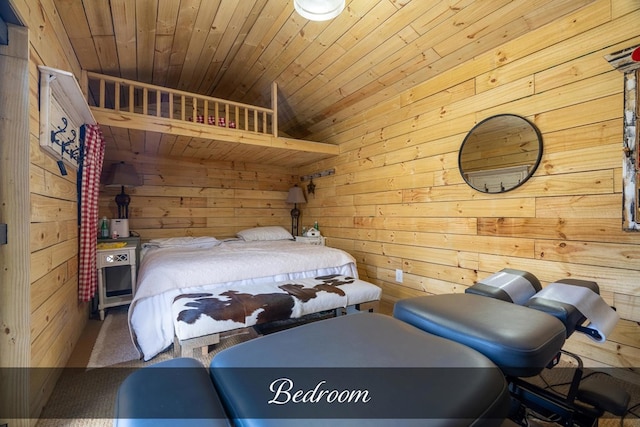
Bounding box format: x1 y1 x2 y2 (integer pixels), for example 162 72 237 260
459 114 543 193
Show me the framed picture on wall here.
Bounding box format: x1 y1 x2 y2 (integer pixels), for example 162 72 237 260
606 47 640 230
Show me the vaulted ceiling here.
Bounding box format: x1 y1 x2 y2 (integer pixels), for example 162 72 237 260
52 0 592 161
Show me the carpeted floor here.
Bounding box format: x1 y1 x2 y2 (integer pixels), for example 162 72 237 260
36 320 259 426
86 310 139 368
35 307 336 426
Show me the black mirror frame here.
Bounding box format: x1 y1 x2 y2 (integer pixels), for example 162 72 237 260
458 114 543 193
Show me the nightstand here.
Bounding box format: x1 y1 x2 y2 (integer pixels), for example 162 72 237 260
96 237 140 320
294 235 325 246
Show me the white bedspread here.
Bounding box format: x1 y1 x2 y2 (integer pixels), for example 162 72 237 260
129 239 358 360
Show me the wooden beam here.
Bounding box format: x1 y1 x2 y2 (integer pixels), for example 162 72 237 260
0 24 30 426
91 108 339 156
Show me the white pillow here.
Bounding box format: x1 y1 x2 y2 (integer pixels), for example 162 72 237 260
236 226 293 241
145 236 220 248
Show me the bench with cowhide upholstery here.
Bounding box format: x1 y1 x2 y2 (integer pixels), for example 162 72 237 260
171 274 381 356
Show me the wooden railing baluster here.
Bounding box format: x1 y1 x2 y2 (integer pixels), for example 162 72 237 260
85 71 276 136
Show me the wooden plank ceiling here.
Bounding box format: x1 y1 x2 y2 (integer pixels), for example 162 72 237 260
53 0 592 167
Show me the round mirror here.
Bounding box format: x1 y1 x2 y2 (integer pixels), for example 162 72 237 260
459 114 542 193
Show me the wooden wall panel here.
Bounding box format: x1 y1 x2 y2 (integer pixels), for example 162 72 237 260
302 0 640 370
0 24 30 427
99 151 298 239
26 56 88 418
8 0 90 420
6 5 640 422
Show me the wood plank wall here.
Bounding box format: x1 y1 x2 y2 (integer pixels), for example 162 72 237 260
0 24 30 427
28 45 89 423
8 5 640 425
299 0 640 371
9 0 90 419
99 151 298 239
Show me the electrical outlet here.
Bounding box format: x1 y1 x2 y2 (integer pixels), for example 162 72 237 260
395 269 403 283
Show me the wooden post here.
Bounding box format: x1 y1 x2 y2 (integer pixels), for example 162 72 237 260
115 82 121 111
271 81 278 137
99 78 105 108
253 110 258 132
129 85 134 113
262 111 267 134
142 87 148 115
0 24 31 427
156 90 161 117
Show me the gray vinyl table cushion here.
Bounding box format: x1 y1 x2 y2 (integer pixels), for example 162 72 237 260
114 357 231 427
393 294 567 377
210 312 509 427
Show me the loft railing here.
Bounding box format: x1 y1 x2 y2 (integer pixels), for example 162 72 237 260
84 71 278 136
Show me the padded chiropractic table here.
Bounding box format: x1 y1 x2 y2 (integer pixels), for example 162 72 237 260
116 313 510 426
393 293 567 377
209 313 509 426
116 269 628 427
393 275 629 425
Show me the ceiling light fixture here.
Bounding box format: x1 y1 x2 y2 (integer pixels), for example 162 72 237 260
294 0 345 21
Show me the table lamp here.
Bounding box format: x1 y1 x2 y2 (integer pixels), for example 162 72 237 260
286 185 306 236
103 161 143 219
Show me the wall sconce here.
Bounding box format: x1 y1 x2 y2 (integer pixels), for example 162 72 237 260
103 161 143 219
286 185 306 237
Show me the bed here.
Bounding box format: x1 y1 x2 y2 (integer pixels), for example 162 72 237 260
129 227 360 361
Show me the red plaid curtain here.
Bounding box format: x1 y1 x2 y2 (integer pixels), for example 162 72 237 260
78 124 105 302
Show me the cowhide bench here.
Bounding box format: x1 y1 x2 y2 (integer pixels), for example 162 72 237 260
171 274 381 357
